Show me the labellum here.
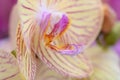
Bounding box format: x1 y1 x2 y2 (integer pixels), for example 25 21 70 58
17 0 103 80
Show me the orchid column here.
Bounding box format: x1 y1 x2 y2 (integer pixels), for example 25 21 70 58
17 0 103 80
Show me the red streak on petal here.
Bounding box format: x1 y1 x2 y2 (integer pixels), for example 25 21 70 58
21 4 36 12
2 72 19 80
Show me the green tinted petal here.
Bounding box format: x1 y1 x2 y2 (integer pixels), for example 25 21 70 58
0 49 25 80
84 45 120 80
35 58 73 80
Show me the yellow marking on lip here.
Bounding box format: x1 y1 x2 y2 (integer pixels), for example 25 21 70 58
44 15 71 52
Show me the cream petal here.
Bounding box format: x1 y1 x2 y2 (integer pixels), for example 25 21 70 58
17 24 93 78
16 25 37 80
55 0 103 49
17 0 103 79
18 0 103 50
0 49 25 80
83 45 120 80
38 38 93 78
35 58 73 80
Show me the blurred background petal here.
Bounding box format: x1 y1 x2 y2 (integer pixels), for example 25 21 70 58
0 49 25 80
108 0 120 55
108 0 120 20
0 0 17 38
84 45 120 80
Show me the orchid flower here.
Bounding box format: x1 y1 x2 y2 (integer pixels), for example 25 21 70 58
1 0 120 80
2 0 120 80
16 0 103 80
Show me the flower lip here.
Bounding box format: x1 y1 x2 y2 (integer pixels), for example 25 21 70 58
58 44 85 55
45 14 70 42
42 12 85 56
42 12 84 55
18 0 103 78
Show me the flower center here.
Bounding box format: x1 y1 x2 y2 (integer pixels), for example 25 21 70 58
39 11 84 55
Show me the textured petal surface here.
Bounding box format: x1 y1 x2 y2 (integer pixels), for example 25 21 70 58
35 58 73 80
16 25 37 80
17 0 103 78
18 0 103 50
17 24 93 78
0 49 25 80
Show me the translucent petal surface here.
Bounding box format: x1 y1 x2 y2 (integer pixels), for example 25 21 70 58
17 0 103 78
0 49 25 80
84 46 120 80
35 58 73 80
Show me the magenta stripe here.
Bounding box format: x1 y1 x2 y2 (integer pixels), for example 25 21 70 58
21 13 32 16
54 50 88 73
71 15 90 21
59 3 97 11
39 43 73 76
23 18 32 24
67 7 98 14
23 20 33 34
2 72 19 80
21 4 36 12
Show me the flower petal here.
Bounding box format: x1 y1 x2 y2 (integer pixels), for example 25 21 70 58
17 0 103 78
17 24 93 78
18 0 103 50
54 0 103 48
16 25 37 80
0 49 25 80
84 45 120 80
35 58 73 80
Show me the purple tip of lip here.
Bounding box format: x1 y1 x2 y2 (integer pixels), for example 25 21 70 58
58 44 85 56
58 15 69 29
51 14 69 36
